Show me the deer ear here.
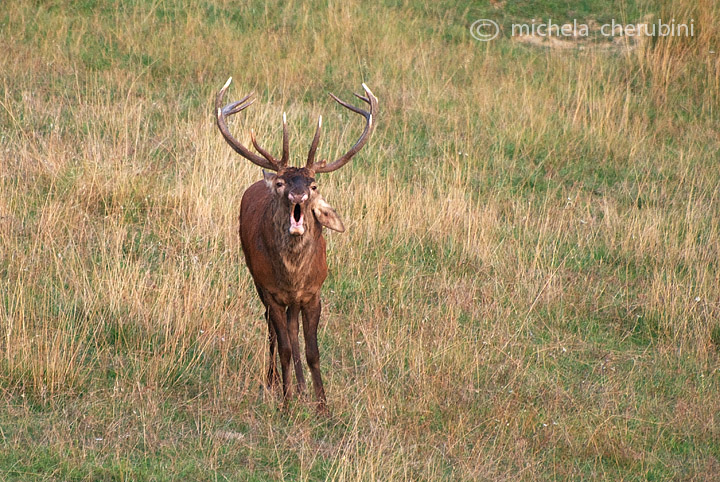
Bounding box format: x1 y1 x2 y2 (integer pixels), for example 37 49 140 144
263 169 276 187
312 197 345 233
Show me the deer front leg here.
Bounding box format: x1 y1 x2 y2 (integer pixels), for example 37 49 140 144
286 304 306 396
301 295 327 411
267 300 293 403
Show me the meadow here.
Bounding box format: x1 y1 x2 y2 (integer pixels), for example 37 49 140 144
1 0 719 479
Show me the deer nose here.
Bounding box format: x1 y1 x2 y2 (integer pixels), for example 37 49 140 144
288 192 308 204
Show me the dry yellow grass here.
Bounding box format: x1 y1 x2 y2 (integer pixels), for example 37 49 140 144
1 0 719 479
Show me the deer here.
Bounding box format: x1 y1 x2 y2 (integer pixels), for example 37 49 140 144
215 78 377 411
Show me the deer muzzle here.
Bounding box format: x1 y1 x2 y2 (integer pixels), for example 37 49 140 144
289 201 305 236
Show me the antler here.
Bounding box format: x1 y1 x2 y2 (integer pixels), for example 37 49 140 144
217 78 377 173
310 83 378 174
306 115 322 167
216 77 288 171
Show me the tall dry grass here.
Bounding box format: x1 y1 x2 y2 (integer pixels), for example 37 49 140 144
638 0 720 102
1 0 719 479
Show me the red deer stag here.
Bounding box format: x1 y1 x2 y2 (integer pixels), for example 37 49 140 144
215 78 377 411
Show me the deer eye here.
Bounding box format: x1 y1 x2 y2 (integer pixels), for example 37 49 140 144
275 182 284 188
311 185 317 190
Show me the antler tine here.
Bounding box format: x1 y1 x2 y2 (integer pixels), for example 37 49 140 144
353 92 371 104
314 83 378 174
220 89 254 116
224 95 255 116
280 113 289 167
328 93 368 116
215 77 279 171
250 129 278 165
306 115 322 168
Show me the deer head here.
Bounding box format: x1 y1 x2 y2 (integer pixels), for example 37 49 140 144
215 78 377 237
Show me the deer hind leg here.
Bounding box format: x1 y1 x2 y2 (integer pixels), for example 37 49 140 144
256 284 280 389
286 305 307 396
301 295 326 411
265 306 281 389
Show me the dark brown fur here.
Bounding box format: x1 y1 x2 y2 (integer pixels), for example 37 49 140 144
239 169 342 410
215 79 377 411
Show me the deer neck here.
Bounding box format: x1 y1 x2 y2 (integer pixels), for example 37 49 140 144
268 198 320 269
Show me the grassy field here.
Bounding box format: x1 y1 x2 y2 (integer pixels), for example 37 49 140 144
1 0 719 479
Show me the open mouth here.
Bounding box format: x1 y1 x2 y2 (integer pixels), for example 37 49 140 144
289 203 305 235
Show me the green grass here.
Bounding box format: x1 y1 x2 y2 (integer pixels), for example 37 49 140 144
1 0 720 479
